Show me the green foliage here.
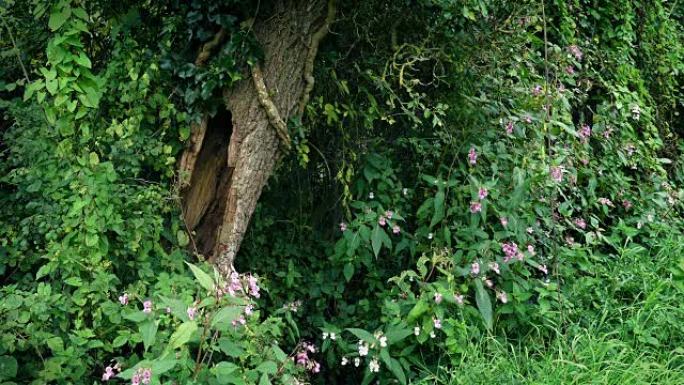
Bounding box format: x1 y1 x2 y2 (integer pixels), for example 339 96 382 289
2 0 684 384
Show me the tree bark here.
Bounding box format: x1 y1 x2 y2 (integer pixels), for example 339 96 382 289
179 0 333 276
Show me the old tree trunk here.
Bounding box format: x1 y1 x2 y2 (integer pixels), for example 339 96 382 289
179 1 334 276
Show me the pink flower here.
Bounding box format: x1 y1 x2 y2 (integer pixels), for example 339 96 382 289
489 262 500 275
454 293 464 305
565 236 575 246
296 351 309 365
392 225 401 234
603 127 613 139
550 166 563 183
311 361 321 373
385 210 394 219
502 242 519 263
485 279 494 288
433 318 442 329
532 85 543 96
132 374 141 385
339 222 347 232
568 45 583 60
248 275 260 298
524 115 532 124
565 66 575 75
579 124 591 142
622 199 632 210
580 158 589 166
378 216 387 226
119 293 128 306
166 307 172 314
478 188 488 200
500 217 508 227
142 300 153 314
574 218 586 229
187 306 196 321
141 368 152 385
538 264 549 274
527 244 535 255
102 366 115 381
470 202 482 213
471 262 480 275
496 291 509 304
245 304 254 316
434 292 443 304
468 147 478 165
598 197 614 207
505 121 514 134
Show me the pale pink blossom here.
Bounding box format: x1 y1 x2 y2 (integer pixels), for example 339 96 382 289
470 202 482 213
489 262 500 275
119 293 129 306
478 188 488 200
434 292 443 304
471 262 480 275
468 147 478 165
142 300 153 314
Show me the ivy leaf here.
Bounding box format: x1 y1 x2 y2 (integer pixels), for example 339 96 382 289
474 279 493 330
139 319 158 352
185 262 214 291
167 321 197 350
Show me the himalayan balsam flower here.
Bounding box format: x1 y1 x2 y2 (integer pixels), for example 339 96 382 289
433 318 442 329
414 326 421 336
341 357 348 366
500 217 508 227
430 331 437 339
527 227 534 234
142 300 153 314
392 225 401 234
485 279 494 288
378 216 387 226
379 335 388 348
478 188 488 200
141 368 152 385
186 306 196 321
358 341 369 356
622 200 632 210
245 304 254 316
574 218 586 229
579 124 591 142
166 307 171 314
489 262 500 275
598 197 614 207
532 85 543 96
434 292 443 304
506 121 514 134
248 275 260 298
119 293 128 306
502 242 519 263
568 45 583 60
132 374 141 385
538 264 549 275
102 366 115 381
565 66 575 75
468 147 477 165
496 291 509 303
402 188 408 196
470 202 482 213
631 105 641 120
581 158 589 166
385 210 393 219
471 262 480 275
369 358 380 373
550 166 563 183
339 222 347 232
428 232 433 240
524 115 532 124
369 192 374 199
527 245 535 255
330 332 336 340
454 293 464 305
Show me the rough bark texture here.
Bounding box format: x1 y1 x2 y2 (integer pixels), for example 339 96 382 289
179 0 330 276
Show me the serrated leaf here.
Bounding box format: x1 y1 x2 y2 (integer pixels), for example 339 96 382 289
211 306 242 330
371 225 383 258
256 361 277 375
474 279 493 330
185 262 214 291
167 321 197 350
406 298 428 323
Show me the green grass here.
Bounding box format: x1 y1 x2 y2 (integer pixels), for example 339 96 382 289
417 331 684 385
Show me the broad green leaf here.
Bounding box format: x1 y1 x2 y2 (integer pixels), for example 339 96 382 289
167 321 197 350
389 358 407 385
218 338 244 357
177 230 190 247
346 328 375 343
151 359 176 374
474 279 493 330
48 7 71 31
406 298 428 323
185 262 214 291
343 262 354 282
140 319 158 352
214 362 238 377
75 52 92 68
259 373 271 385
0 355 18 380
211 306 242 329
371 225 383 258
431 188 445 227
